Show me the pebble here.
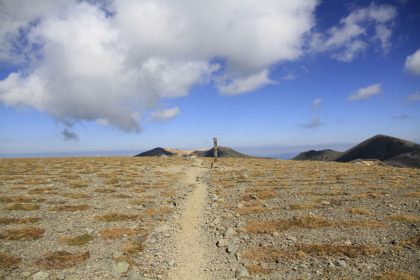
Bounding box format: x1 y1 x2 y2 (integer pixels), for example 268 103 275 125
112 261 130 274
56 272 66 280
217 239 228 247
235 267 250 278
32 271 49 280
127 271 145 280
337 259 347 268
286 235 297 242
227 244 238 253
22 271 32 278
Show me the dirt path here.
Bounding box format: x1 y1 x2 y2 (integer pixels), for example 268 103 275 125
168 159 211 280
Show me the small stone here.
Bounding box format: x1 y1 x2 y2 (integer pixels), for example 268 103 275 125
235 267 250 278
286 236 297 242
217 239 227 247
321 200 331 205
33 271 50 280
300 264 308 269
168 260 176 266
224 228 237 239
86 228 94 234
22 271 32 278
56 272 66 280
316 269 322 275
127 271 145 280
113 251 126 259
272 232 280 237
112 261 129 274
336 259 347 268
344 240 352 246
227 244 238 253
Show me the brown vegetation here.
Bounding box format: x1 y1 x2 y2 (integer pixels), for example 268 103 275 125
35 251 90 269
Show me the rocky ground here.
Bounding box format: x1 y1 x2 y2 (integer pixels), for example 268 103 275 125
0 157 419 279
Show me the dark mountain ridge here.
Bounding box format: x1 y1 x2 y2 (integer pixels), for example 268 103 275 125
293 134 420 168
134 146 256 158
293 149 343 161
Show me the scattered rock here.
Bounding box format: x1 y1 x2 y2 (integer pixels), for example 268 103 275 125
217 239 228 247
32 271 49 280
227 244 238 253
127 271 145 280
235 267 250 278
337 259 347 268
286 235 297 242
112 261 129 274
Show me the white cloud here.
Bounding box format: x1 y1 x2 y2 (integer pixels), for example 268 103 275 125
0 0 318 135
348 83 382 101
283 72 297 81
404 49 420 76
300 115 322 128
149 107 180 121
218 70 275 96
310 98 323 109
404 92 420 102
310 3 397 61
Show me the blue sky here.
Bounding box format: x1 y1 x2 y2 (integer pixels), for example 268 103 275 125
0 0 419 158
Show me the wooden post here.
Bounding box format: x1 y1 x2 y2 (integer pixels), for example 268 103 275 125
211 137 219 168
213 137 218 162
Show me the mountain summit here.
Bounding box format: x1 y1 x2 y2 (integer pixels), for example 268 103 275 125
134 146 255 158
293 134 420 168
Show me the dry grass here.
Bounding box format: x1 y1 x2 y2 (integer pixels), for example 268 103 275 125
246 216 334 234
0 226 45 240
234 206 284 215
93 212 141 221
244 243 380 262
0 252 22 268
0 217 40 224
341 221 388 228
69 182 89 188
48 204 90 211
3 203 40 211
121 240 144 254
98 228 139 239
59 234 93 246
62 193 91 199
396 235 420 248
386 214 419 223
348 208 372 215
403 191 420 198
289 204 325 210
111 194 132 198
35 251 90 270
246 264 271 275
370 271 418 280
0 196 31 203
94 188 116 193
28 187 58 194
353 192 384 199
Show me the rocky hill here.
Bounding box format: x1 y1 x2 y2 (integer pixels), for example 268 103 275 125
292 149 343 161
134 147 177 157
294 134 420 168
134 146 255 158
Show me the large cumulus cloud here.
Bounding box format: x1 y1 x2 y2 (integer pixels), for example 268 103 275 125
1 0 316 133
